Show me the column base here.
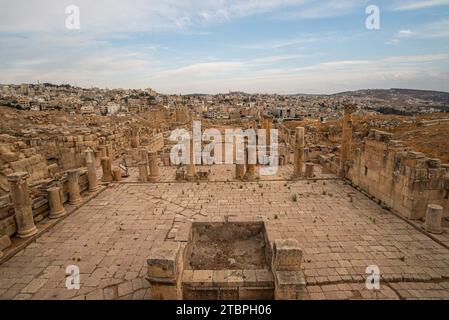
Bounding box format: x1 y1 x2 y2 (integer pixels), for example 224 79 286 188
69 198 83 206
149 176 160 182
244 174 256 182
89 186 101 193
50 209 67 219
18 225 38 239
425 226 443 234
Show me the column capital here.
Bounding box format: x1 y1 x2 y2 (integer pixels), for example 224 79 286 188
7 172 30 183
67 168 81 175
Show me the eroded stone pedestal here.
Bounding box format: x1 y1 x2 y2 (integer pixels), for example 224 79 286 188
7 172 38 238
67 169 83 205
47 187 66 219
425 204 443 234
101 157 113 183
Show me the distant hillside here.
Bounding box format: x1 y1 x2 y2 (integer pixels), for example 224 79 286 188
332 88 449 104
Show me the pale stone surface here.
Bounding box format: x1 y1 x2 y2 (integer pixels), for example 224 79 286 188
1 164 449 300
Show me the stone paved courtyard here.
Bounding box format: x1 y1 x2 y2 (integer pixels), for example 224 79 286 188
1 164 449 300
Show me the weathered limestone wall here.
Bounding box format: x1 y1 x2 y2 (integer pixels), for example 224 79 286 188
0 137 49 194
347 129 449 220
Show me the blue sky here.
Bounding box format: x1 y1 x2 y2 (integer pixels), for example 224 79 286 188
0 0 448 94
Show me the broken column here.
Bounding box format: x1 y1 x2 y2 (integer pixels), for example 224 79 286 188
140 147 148 163
340 103 356 177
131 127 140 148
86 148 100 192
235 133 246 180
138 162 149 182
47 186 66 219
235 164 245 180
113 167 122 182
244 145 256 181
425 204 443 234
304 163 314 179
98 145 107 158
105 144 113 159
293 127 305 178
148 152 160 182
67 169 83 205
101 157 113 182
265 117 272 148
7 172 38 238
186 138 196 181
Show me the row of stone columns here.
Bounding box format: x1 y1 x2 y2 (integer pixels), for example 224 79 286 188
4 146 110 239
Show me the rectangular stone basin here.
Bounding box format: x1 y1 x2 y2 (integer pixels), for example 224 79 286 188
182 220 275 300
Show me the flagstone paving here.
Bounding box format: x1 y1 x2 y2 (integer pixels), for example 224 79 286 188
1 165 449 300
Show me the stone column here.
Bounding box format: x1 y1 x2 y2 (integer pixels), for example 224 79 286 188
186 138 195 181
98 145 107 158
340 103 356 177
113 167 122 182
106 144 113 159
244 146 256 181
131 128 140 148
305 163 314 179
47 187 66 219
86 149 100 192
235 164 245 180
94 150 101 167
304 147 310 162
67 169 83 205
148 152 160 182
425 204 443 234
265 117 272 147
7 172 38 238
293 127 305 178
101 157 113 182
138 162 149 182
140 148 148 162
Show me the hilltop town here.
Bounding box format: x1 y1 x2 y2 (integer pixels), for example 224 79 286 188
0 82 449 300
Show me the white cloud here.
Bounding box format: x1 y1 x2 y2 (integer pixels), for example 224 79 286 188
398 29 414 37
143 54 449 93
393 0 449 11
0 0 373 34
